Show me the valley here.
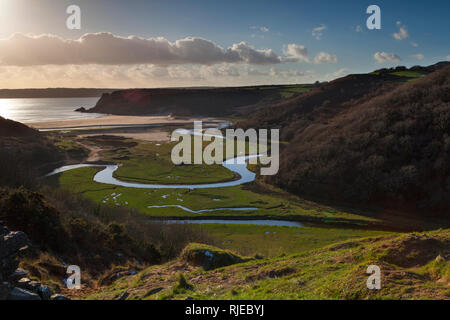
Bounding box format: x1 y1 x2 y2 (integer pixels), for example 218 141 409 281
0 63 448 301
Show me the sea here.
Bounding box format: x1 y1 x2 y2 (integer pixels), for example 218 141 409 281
0 97 106 123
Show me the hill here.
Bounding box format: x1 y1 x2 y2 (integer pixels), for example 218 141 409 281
0 116 40 137
86 229 450 300
0 116 63 187
240 63 450 216
81 84 313 117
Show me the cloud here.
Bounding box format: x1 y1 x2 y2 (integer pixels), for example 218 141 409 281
356 25 363 33
411 54 424 60
269 67 304 78
251 26 269 33
312 25 327 40
393 22 409 40
411 41 419 48
313 52 338 64
282 45 338 65
282 44 310 62
374 52 402 63
0 32 286 66
324 68 349 81
246 67 268 76
446 55 450 61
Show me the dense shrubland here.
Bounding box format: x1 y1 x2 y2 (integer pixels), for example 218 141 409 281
242 66 450 216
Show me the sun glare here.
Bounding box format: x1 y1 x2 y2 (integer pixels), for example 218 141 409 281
0 99 14 120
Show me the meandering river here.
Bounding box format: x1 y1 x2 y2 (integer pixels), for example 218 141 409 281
44 129 301 227
46 154 259 189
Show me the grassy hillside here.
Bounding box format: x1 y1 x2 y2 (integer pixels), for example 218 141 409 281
86 228 449 300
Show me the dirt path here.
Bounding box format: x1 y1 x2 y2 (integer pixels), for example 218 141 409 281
76 140 103 162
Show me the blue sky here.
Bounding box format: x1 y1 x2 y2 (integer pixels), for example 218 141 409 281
0 0 448 88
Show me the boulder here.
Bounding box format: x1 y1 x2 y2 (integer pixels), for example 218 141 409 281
8 268 28 282
17 277 31 286
1 231 30 258
17 279 41 293
50 294 71 301
38 285 52 300
181 243 250 270
1 230 30 280
7 287 41 300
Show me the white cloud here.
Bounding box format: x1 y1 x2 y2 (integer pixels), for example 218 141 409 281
411 41 419 48
282 45 338 65
324 68 349 81
282 44 310 62
251 26 270 33
0 32 285 66
246 67 268 76
446 55 450 61
374 52 402 63
313 52 338 64
269 67 304 78
0 63 335 88
393 22 409 40
312 25 327 40
356 25 363 33
411 54 424 60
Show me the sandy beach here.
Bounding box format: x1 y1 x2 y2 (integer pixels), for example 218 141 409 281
77 131 171 143
27 115 225 130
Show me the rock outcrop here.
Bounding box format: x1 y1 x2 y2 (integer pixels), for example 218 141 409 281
0 222 70 301
0 223 29 282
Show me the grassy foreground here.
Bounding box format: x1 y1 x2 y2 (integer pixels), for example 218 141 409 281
85 228 449 300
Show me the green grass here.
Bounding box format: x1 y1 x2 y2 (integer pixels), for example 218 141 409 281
279 85 311 98
85 229 450 300
389 71 428 82
244 84 311 99
82 137 236 185
46 166 380 225
50 136 89 160
195 224 392 258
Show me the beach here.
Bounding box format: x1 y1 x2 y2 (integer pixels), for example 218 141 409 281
27 115 226 130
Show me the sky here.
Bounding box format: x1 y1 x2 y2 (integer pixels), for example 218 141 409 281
0 0 448 88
